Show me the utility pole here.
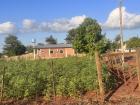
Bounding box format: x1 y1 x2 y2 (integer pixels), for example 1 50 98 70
119 0 124 65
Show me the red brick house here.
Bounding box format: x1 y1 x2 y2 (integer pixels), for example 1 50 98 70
35 44 75 59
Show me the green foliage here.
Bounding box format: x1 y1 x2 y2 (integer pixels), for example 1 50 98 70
126 37 140 49
3 35 26 56
114 34 121 49
115 34 121 43
72 26 87 53
37 43 45 46
26 45 33 53
109 42 118 51
65 29 77 44
67 18 109 55
108 35 122 51
102 64 117 92
0 53 2 58
45 35 57 44
0 57 109 99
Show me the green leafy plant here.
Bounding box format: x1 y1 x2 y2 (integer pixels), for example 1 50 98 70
0 56 110 100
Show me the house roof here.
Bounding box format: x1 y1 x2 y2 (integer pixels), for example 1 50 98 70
35 44 72 49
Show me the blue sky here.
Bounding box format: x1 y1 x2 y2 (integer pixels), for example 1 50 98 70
0 0 140 52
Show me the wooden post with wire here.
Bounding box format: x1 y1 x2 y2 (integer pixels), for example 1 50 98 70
95 50 105 104
51 60 56 104
32 39 36 60
119 0 127 85
136 48 140 90
0 66 5 102
119 0 125 65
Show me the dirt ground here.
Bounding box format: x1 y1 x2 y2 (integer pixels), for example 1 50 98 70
1 97 140 105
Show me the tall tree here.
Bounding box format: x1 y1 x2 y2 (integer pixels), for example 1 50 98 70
3 35 26 56
114 34 121 49
115 34 121 43
65 29 77 44
37 43 44 46
26 45 33 53
45 35 57 44
0 53 2 58
68 18 109 54
127 37 140 49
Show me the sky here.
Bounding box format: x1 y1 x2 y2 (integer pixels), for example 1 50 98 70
0 0 140 52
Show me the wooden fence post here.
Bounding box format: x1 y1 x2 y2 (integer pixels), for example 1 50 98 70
136 48 140 90
95 50 105 104
0 66 5 102
35 70 38 105
51 60 56 103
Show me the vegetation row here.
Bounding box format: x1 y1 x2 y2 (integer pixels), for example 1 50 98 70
0 57 115 100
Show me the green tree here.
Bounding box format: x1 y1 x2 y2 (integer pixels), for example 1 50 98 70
127 37 140 48
115 34 121 42
37 43 44 46
108 35 122 52
68 18 109 54
114 34 121 49
109 42 117 51
65 29 77 44
0 53 2 58
26 45 33 53
45 35 57 44
3 35 26 56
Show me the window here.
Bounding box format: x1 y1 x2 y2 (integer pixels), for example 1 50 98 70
41 50 44 53
50 50 53 54
60 50 63 53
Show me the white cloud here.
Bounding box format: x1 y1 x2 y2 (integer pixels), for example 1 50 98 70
103 7 140 30
20 15 86 33
1 9 140 35
70 15 87 27
41 15 86 32
0 15 86 34
0 22 17 34
22 19 39 32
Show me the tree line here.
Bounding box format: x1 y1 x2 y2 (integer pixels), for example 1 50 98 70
0 17 140 57
0 35 58 57
65 18 140 54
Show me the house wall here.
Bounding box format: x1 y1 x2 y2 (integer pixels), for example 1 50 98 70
37 48 75 59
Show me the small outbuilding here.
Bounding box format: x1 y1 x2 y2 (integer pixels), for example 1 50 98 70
35 44 75 59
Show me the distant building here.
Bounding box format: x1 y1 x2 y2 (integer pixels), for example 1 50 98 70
35 44 75 59
115 44 136 53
